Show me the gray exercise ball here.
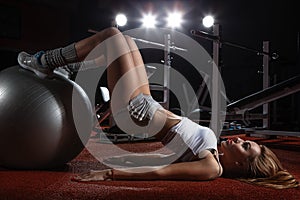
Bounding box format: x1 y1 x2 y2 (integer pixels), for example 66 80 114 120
0 66 94 169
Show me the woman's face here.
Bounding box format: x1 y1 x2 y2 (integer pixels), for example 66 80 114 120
219 137 261 172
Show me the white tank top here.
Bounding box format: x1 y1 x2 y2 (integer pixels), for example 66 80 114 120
167 117 218 159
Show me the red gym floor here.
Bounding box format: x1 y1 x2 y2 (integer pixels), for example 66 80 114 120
1 134 299 200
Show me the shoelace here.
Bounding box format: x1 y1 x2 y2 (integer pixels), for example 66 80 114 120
33 51 45 65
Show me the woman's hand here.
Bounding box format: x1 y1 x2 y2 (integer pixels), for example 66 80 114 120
72 169 113 182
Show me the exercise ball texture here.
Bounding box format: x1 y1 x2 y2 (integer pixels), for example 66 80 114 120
0 66 94 169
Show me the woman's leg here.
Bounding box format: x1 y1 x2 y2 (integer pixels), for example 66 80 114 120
77 28 179 140
104 29 150 102
18 27 113 78
19 26 149 97
109 33 182 139
75 30 109 61
123 35 151 95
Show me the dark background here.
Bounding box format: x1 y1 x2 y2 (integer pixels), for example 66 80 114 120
0 0 299 130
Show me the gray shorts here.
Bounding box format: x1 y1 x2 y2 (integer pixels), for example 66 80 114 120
128 93 163 125
113 93 163 135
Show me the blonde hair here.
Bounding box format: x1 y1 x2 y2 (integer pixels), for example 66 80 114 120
240 145 299 189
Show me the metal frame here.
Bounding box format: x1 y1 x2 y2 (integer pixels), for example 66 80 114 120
191 26 300 137
211 24 222 134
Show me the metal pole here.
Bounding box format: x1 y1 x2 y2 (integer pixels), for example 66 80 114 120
263 41 270 128
191 29 279 60
211 24 222 135
163 34 171 110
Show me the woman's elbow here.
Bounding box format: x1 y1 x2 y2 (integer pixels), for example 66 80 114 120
208 166 221 180
208 173 220 180
195 167 221 181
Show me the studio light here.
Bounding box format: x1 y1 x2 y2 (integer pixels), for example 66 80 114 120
202 15 214 28
115 14 127 27
166 11 183 29
141 13 157 28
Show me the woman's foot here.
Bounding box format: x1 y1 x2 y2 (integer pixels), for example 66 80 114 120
18 51 53 78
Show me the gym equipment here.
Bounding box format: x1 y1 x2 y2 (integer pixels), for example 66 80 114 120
227 75 300 113
0 66 93 169
191 30 279 59
191 26 300 136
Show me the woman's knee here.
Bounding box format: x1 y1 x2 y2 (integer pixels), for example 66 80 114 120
102 27 122 38
124 35 133 42
124 35 138 51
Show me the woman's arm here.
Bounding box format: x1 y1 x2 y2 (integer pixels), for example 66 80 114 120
103 153 178 167
73 153 221 182
113 153 220 181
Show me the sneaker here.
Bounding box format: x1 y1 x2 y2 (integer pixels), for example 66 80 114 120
18 51 53 78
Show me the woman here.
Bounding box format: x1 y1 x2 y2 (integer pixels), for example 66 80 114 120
18 27 298 189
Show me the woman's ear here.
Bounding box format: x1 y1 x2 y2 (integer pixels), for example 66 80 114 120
235 161 249 172
234 161 246 167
